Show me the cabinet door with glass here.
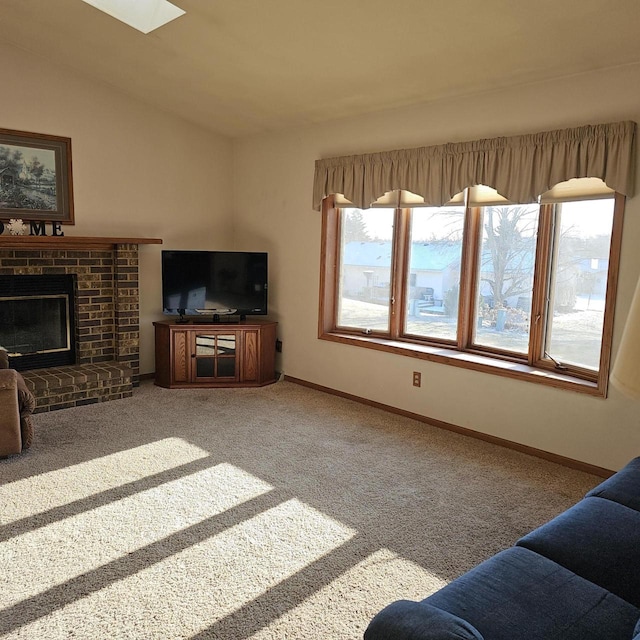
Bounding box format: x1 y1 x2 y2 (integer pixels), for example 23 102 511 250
191 332 239 382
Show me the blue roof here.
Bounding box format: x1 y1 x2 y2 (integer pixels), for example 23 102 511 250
343 241 461 271
344 241 606 275
410 242 462 270
343 241 393 268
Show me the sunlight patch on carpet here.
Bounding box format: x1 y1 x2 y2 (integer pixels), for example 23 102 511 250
0 438 210 525
10 499 356 639
1 463 273 610
248 548 449 639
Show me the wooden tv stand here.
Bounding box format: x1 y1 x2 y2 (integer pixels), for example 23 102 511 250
153 319 277 388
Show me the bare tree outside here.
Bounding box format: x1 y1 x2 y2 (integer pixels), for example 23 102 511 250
479 205 538 309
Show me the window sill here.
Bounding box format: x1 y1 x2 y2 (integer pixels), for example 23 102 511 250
319 331 604 397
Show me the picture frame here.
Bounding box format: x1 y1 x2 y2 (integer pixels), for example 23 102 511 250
0 127 74 224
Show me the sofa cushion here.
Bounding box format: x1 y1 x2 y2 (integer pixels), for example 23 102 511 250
516 496 640 607
424 547 639 640
364 600 484 640
586 457 640 512
635 617 640 639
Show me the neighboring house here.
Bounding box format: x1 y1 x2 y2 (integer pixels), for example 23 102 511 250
578 257 609 298
341 239 533 306
408 242 463 304
342 241 461 304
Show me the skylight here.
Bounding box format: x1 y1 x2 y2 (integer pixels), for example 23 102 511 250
80 0 186 34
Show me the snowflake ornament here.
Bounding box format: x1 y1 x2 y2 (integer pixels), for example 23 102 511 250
7 219 27 235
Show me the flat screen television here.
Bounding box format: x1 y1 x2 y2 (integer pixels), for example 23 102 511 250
161 250 268 320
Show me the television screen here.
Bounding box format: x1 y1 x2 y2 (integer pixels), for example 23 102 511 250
162 250 268 317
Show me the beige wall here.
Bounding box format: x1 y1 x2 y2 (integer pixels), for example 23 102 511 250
233 64 640 471
1 44 234 374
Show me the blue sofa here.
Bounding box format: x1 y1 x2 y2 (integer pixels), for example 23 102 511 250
365 457 640 640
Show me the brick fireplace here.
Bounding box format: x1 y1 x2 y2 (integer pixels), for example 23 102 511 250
0 235 161 412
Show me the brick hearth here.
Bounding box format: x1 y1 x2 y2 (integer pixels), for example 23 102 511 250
0 236 161 412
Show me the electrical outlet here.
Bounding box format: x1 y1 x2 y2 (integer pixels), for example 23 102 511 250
413 371 421 387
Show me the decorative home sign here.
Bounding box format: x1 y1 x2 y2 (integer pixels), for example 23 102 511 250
0 219 64 237
0 128 74 224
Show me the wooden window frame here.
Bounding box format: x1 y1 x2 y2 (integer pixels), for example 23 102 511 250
319 193 625 397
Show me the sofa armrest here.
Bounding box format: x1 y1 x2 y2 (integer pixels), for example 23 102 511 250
0 369 22 456
16 373 36 417
364 600 484 640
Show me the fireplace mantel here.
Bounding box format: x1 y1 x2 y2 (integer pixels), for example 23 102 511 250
0 236 162 249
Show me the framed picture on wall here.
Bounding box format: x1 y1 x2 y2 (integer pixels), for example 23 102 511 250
0 128 74 224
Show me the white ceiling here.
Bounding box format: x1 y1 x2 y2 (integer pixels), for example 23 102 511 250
2 0 640 138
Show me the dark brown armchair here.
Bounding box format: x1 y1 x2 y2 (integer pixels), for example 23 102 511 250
0 350 35 456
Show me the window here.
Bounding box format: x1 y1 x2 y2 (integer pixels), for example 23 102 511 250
337 208 394 332
319 183 624 395
405 205 465 342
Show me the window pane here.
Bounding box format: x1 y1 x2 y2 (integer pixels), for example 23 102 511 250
404 206 465 341
337 208 394 332
545 198 615 370
474 204 539 354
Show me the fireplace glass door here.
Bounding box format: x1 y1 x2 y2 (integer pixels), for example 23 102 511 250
0 274 76 371
1 294 70 353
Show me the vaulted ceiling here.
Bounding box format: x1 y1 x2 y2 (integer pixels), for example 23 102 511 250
2 0 640 137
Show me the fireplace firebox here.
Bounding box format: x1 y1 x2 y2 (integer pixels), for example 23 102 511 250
0 274 76 371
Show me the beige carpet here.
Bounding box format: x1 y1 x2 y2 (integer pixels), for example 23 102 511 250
0 380 600 639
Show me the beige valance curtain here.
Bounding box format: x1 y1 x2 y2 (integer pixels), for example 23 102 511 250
312 120 636 211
